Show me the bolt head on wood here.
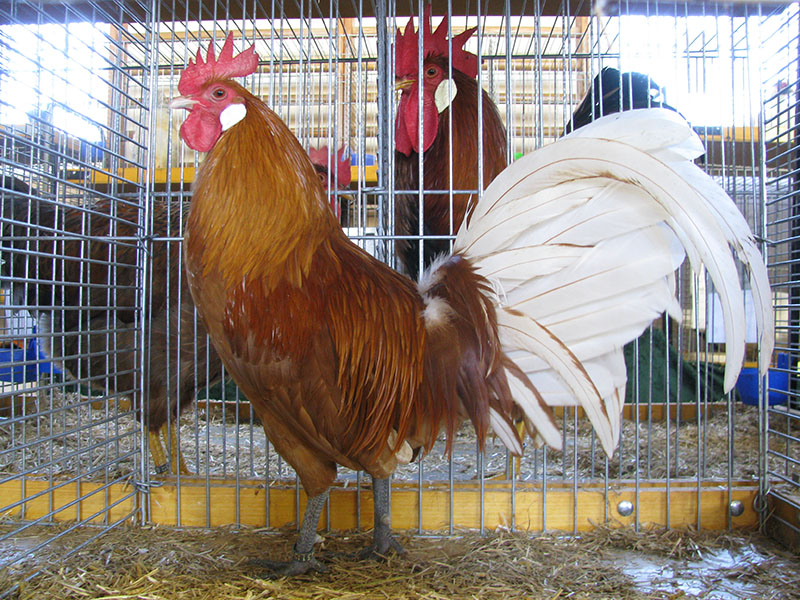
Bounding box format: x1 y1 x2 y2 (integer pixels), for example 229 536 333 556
617 500 634 517
729 500 745 517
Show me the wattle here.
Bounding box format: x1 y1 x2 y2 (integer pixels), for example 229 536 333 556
396 91 438 156
180 109 223 153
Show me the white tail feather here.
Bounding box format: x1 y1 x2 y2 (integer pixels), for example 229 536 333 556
455 108 773 457
489 408 523 455
564 108 706 162
504 370 563 451
496 308 615 455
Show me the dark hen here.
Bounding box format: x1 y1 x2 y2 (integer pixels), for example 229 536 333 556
565 67 677 134
0 183 221 475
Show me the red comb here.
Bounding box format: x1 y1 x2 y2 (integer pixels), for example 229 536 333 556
309 145 351 188
395 6 478 80
307 145 328 167
178 33 259 96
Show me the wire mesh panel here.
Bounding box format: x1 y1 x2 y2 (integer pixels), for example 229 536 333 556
762 1 800 546
139 0 780 538
0 2 155 590
0 0 787 571
145 5 395 529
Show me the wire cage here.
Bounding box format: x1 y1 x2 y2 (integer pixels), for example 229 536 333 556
762 1 800 546
0 2 156 587
0 0 797 589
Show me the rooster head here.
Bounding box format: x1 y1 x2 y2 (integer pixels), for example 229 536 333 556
308 145 352 191
394 6 478 156
170 34 259 152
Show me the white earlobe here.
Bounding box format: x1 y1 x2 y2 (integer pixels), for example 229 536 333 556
220 103 247 131
434 78 457 113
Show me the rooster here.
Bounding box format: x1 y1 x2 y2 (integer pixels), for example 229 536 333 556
0 188 221 475
308 145 351 222
394 8 507 280
172 35 772 575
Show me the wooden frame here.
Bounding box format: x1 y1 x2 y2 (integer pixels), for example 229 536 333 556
1 477 758 532
1 0 782 26
766 492 800 550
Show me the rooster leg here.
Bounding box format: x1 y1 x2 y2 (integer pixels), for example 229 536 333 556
148 429 169 475
358 476 405 560
255 489 329 576
164 424 190 475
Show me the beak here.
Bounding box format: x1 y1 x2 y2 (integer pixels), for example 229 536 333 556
170 96 196 110
395 79 414 91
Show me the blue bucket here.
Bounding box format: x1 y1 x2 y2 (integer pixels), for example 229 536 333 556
0 334 60 384
735 353 789 406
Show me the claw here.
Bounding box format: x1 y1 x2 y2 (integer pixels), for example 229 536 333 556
251 556 328 577
357 535 405 561
250 492 330 577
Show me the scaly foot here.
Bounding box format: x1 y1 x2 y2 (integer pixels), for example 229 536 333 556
148 430 169 475
166 426 191 475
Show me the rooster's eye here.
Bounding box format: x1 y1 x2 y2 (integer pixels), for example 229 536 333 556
212 88 227 99
426 67 437 78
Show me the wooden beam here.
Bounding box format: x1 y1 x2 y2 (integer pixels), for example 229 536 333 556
1 477 757 532
765 491 800 551
68 165 377 189
3 0 785 26
0 478 137 523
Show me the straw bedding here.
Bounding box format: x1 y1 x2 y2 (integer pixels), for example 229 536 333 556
2 521 799 599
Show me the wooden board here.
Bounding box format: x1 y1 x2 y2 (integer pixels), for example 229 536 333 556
146 479 758 531
766 491 800 551
0 478 137 523
68 165 378 189
555 403 717 422
0 476 758 532
0 383 40 417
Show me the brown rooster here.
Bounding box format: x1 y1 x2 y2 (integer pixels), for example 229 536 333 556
172 35 772 575
0 189 220 475
394 8 507 280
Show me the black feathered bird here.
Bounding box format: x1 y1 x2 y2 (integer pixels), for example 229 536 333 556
0 178 222 475
565 67 677 134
